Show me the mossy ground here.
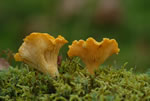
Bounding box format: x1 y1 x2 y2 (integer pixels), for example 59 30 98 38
0 58 150 101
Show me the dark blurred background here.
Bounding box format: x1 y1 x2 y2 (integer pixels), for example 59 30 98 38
0 0 150 72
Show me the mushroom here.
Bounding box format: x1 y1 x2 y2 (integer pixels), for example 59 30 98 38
14 32 68 77
67 38 120 74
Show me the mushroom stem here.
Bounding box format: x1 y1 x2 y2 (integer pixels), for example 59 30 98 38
45 64 59 76
86 63 99 74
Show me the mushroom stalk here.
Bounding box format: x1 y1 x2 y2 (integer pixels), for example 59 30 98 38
86 63 99 74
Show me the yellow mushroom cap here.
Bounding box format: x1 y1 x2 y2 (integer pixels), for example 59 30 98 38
67 38 120 74
14 32 68 77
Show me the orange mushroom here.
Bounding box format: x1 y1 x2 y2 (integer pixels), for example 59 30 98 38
67 38 120 74
14 32 68 77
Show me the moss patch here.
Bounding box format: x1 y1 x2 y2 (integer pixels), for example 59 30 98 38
0 58 150 101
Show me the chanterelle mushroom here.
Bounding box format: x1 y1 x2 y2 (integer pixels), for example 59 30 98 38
67 38 120 74
14 32 68 77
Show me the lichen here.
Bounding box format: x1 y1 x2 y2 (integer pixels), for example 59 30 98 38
0 57 150 101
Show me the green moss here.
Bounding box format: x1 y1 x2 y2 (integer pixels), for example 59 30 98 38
0 58 150 101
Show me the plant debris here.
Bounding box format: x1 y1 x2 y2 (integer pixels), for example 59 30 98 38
0 58 10 70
